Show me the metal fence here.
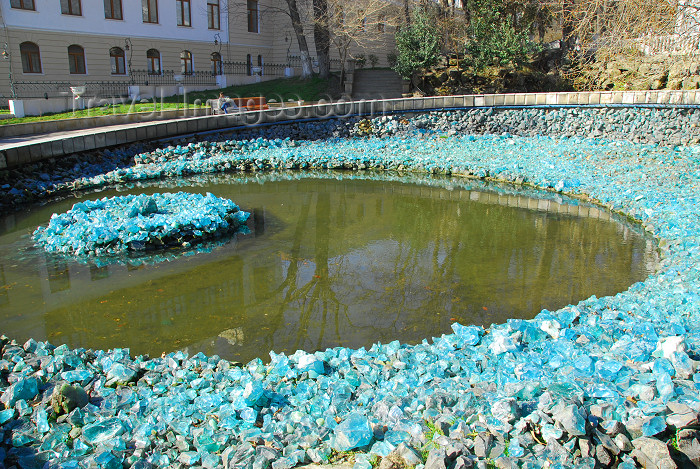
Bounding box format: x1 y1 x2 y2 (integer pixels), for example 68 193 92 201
129 69 217 87
286 56 344 72
2 58 345 104
10 81 73 99
84 81 130 98
222 61 290 77
222 61 249 76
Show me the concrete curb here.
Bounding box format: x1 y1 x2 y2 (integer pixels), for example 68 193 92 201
1 89 699 170
0 108 210 139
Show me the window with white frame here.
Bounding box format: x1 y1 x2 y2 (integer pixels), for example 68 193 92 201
10 0 35 10
60 0 81 15
180 50 193 75
207 0 220 30
110 47 126 75
20 42 42 73
147 49 161 74
104 0 122 19
211 52 222 75
247 0 259 33
68 44 86 74
176 0 191 26
142 0 158 23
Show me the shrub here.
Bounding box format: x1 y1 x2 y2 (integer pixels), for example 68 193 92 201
368 54 379 68
394 9 440 79
463 9 539 72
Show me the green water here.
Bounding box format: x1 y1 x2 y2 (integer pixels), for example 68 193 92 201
0 173 657 363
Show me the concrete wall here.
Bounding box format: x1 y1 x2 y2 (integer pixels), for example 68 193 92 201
9 97 85 118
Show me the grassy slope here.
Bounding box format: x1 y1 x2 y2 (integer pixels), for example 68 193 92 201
0 76 338 126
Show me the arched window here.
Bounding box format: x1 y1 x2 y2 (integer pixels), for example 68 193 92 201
147 49 161 75
211 52 222 76
246 53 252 76
68 44 86 74
180 50 193 75
20 42 41 73
110 47 125 75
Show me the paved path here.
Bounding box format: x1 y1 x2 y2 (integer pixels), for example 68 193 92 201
0 118 183 150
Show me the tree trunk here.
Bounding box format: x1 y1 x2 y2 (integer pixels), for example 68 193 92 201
404 0 411 26
285 0 314 78
313 0 331 78
561 0 576 53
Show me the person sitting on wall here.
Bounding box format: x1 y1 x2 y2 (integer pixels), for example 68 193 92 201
219 92 237 114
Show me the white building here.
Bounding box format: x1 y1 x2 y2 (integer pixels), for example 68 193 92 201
0 0 396 106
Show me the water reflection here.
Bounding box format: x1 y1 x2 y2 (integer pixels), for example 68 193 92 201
0 174 657 363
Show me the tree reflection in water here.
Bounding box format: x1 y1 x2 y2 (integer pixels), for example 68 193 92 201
0 176 657 363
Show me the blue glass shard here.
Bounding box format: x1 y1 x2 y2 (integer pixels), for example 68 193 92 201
333 413 373 451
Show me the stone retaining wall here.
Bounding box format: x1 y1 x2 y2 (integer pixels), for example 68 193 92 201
1 89 699 170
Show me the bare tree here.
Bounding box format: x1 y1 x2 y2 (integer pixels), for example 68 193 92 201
548 0 679 89
319 0 401 82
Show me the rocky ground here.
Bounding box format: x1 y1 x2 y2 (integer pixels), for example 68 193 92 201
585 56 700 92
1 108 700 469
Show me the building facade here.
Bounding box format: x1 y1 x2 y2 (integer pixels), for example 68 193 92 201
0 0 396 105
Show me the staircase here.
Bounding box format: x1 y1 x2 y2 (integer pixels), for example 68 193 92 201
351 69 405 100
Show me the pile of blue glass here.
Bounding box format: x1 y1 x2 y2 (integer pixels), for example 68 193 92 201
32 192 250 261
2 110 700 468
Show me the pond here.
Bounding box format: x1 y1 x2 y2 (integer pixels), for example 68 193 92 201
0 172 657 363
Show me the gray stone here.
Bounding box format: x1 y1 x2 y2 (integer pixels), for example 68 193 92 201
445 443 467 459
666 411 699 428
632 437 676 468
491 398 519 424
545 439 569 463
595 444 613 467
579 438 592 458
595 429 621 456
667 402 693 415
676 429 700 466
255 445 280 461
50 382 89 415
603 420 625 437
494 456 517 469
614 433 633 452
473 433 493 458
626 418 645 439
424 447 447 469
553 405 586 436
590 404 613 420
377 455 402 469
452 456 474 469
638 385 657 402
392 443 422 467
488 439 505 460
